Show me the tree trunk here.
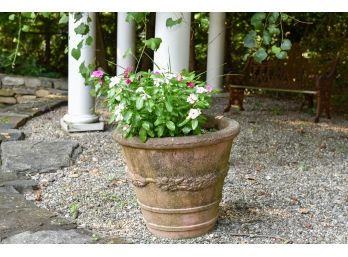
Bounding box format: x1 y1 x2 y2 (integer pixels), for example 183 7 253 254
189 13 196 72
140 12 156 71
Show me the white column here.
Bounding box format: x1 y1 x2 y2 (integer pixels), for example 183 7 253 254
117 12 136 75
61 12 104 132
153 12 191 73
206 12 226 91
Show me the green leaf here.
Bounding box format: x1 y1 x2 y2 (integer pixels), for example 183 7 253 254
254 48 268 63
178 118 189 127
244 31 257 48
268 24 280 35
71 48 81 60
79 62 89 78
268 12 279 24
136 97 144 110
123 47 133 59
41 12 51 18
276 51 288 59
191 119 198 130
182 127 191 134
74 13 83 22
126 12 148 23
166 121 175 131
157 125 164 137
21 25 30 32
74 23 89 35
271 45 281 55
145 38 162 51
8 14 15 21
281 13 289 21
85 36 93 46
59 14 69 24
165 101 173 112
142 121 151 131
147 129 155 138
251 13 266 30
139 128 147 142
281 39 292 51
166 17 183 28
262 31 271 45
123 110 133 122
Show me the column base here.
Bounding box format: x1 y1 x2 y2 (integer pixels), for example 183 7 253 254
60 118 104 132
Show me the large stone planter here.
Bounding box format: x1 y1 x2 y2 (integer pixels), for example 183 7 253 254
113 115 240 239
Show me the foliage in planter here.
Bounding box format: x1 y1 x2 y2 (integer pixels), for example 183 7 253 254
87 68 217 142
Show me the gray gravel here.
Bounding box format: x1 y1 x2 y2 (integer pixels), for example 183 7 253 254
22 95 348 244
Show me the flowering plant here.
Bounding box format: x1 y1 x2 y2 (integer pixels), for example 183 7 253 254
88 68 217 142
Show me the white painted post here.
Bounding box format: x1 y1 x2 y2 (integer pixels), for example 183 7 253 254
61 12 104 132
206 12 226 91
117 12 136 75
153 12 191 73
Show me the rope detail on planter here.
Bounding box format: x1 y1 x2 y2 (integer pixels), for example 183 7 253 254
127 166 229 192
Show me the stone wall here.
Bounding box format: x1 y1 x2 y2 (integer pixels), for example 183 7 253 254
0 74 68 105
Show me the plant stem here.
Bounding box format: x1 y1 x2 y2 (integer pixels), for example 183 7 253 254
12 15 22 70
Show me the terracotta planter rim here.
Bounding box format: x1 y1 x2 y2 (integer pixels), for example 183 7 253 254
112 115 240 150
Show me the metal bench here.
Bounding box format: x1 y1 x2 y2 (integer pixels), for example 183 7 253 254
224 45 338 122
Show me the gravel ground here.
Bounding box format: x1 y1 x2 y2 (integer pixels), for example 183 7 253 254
22 95 348 244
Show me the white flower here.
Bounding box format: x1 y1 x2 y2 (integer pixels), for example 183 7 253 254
188 108 201 120
109 76 122 88
187 93 198 104
153 78 162 87
115 113 123 122
196 86 207 94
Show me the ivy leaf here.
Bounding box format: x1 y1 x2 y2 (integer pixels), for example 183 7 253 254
254 48 268 63
244 31 257 48
71 48 81 60
74 23 89 35
85 36 93 46
41 12 51 18
8 14 15 21
268 24 280 35
166 17 183 28
276 51 288 59
166 121 175 131
271 45 281 55
281 39 292 51
262 31 271 45
74 13 83 22
192 119 198 130
251 13 266 30
79 62 89 79
59 14 69 24
268 12 279 24
145 38 162 51
136 97 144 110
126 12 148 23
139 128 147 142
21 25 30 32
281 13 289 21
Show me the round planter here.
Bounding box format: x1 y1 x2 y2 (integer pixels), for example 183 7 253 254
112 115 240 239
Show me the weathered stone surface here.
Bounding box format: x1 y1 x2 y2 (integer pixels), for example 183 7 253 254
0 129 25 142
48 88 68 96
15 95 37 104
0 180 38 193
35 89 50 98
0 186 19 194
52 79 68 91
2 229 93 244
0 172 19 182
1 76 25 87
0 191 36 209
24 78 41 88
0 89 15 97
12 87 36 95
39 79 54 89
1 140 82 173
0 113 29 129
0 96 16 104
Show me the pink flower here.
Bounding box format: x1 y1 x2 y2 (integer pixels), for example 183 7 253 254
187 82 195 88
126 79 132 85
187 93 198 104
153 71 161 75
206 84 213 93
176 74 183 82
123 66 133 78
91 70 104 78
